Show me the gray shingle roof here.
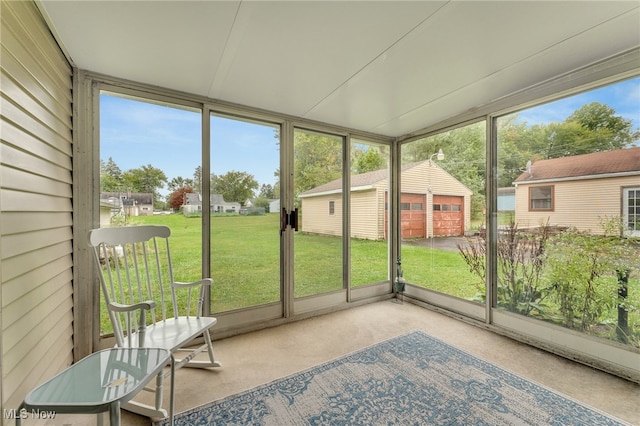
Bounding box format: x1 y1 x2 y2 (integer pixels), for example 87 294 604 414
300 162 426 196
514 147 640 183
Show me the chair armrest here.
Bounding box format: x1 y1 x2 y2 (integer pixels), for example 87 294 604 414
172 278 213 289
108 300 157 312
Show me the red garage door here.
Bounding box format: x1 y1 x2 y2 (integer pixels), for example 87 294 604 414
433 195 464 236
401 194 426 238
384 193 426 239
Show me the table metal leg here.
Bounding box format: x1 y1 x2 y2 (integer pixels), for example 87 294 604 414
170 354 175 426
15 403 25 426
109 401 121 426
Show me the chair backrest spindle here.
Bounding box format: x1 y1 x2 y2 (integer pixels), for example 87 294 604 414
89 225 215 347
164 237 178 319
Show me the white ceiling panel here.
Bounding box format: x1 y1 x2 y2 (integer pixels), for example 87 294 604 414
379 5 640 136
307 1 640 134
207 1 446 115
38 1 640 137
40 1 241 95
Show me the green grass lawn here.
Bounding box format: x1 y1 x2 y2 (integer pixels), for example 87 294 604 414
103 213 638 347
123 213 478 306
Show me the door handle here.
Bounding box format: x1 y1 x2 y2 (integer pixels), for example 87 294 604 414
280 208 299 234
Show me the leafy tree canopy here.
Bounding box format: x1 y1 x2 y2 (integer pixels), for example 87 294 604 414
259 183 275 199
100 157 123 192
168 176 194 192
352 146 387 174
294 132 342 197
168 185 194 210
122 164 167 193
121 164 168 209
211 171 258 206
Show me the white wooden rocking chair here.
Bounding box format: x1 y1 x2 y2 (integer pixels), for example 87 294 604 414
89 225 221 419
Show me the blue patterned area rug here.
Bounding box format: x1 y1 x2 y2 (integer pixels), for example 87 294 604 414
156 331 627 425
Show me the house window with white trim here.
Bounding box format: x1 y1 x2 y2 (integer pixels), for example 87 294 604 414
529 186 553 211
329 200 335 215
624 187 640 237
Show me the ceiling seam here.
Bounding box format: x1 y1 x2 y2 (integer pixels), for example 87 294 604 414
206 0 244 98
372 5 640 135
299 1 451 124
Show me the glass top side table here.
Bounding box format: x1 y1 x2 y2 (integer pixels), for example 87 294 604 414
17 347 174 426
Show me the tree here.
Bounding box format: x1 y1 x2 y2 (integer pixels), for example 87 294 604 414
168 176 194 192
294 132 342 199
258 184 275 199
211 171 258 206
252 196 272 212
352 146 387 174
272 169 281 199
566 102 637 149
168 185 194 211
122 164 168 208
193 166 203 194
527 102 637 160
100 157 123 191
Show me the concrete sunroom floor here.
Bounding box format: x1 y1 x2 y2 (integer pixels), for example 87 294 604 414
22 300 640 425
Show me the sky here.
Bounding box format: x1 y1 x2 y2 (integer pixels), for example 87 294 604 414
100 94 280 196
100 76 640 196
514 76 640 131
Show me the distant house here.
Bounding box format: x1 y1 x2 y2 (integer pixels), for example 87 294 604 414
99 200 115 227
498 187 515 212
100 192 154 218
245 198 279 213
269 199 280 213
183 193 241 214
299 161 473 240
513 147 640 237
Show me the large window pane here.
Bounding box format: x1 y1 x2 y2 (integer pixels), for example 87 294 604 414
294 129 343 297
496 77 640 347
350 139 390 287
99 92 201 333
400 122 486 301
210 115 281 312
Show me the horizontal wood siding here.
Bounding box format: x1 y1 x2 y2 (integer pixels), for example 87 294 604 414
514 175 640 234
351 189 380 240
1 0 74 414
301 195 343 237
372 181 389 240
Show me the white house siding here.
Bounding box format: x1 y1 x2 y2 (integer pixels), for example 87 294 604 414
401 162 472 237
301 188 384 240
514 175 640 235
351 189 382 240
1 0 74 415
300 193 342 236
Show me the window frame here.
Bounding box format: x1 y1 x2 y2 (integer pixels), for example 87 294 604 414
528 185 554 212
623 186 640 237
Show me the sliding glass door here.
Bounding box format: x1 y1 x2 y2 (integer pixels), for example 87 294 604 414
294 129 344 299
209 114 281 313
350 139 390 288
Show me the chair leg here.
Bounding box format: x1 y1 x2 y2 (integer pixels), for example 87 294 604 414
155 370 164 411
121 400 168 421
204 329 222 368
